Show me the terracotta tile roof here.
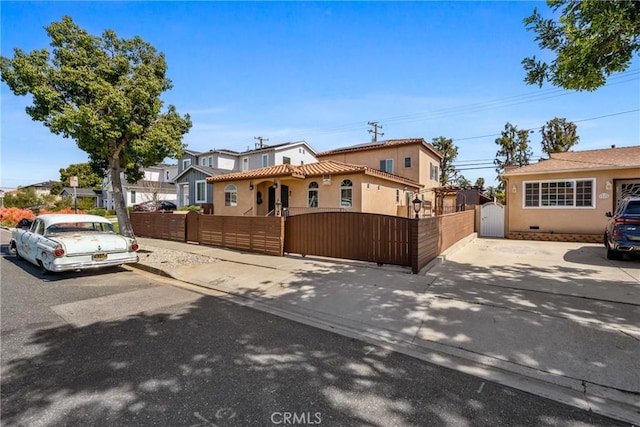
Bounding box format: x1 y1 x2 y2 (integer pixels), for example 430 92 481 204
502 145 640 176
317 138 442 159
207 160 422 188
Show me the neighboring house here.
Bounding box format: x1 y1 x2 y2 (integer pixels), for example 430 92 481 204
102 164 178 209
21 180 59 196
432 185 492 215
501 145 640 241
175 141 318 208
317 138 443 213
207 160 422 217
59 187 103 208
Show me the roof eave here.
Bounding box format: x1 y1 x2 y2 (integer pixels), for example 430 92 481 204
501 164 640 177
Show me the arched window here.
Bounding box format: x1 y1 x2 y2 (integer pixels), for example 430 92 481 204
224 184 237 206
340 179 353 208
308 181 319 208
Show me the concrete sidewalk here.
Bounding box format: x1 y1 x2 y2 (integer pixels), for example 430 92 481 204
131 236 640 425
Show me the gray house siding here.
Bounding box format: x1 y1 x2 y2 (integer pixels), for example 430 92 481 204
176 169 214 206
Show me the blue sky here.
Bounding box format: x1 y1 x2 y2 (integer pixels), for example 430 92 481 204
2 1 638 189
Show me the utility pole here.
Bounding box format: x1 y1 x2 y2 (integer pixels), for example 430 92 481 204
368 121 384 142
254 136 269 149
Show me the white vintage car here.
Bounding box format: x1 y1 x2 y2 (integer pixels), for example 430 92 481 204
10 214 139 273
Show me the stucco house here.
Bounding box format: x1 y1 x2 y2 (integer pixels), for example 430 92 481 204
102 164 178 209
174 141 318 208
317 138 443 213
501 145 640 242
21 180 59 196
207 160 422 217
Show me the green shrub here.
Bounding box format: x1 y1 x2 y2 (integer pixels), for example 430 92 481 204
179 205 202 212
106 209 117 216
88 208 107 216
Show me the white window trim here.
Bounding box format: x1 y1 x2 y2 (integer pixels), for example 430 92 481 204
183 159 191 169
224 184 238 207
340 179 353 209
380 159 393 174
262 154 269 167
242 157 249 171
522 178 596 209
195 180 207 203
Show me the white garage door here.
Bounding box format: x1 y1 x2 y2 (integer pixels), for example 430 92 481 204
480 202 505 238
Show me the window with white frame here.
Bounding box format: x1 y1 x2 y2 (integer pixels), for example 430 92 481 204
340 179 353 208
224 184 237 206
182 159 191 170
283 156 291 165
195 180 206 203
200 157 206 166
262 154 269 167
523 179 595 208
430 163 439 181
130 191 136 204
242 157 249 171
379 159 393 173
308 182 319 208
208 156 213 167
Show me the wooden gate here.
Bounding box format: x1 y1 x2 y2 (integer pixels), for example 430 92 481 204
479 202 504 238
186 211 200 242
284 212 412 267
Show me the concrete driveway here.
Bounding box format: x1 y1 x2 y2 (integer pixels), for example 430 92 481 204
423 238 639 417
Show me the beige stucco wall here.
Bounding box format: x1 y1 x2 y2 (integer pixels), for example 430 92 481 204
212 174 420 217
319 144 441 188
503 168 640 235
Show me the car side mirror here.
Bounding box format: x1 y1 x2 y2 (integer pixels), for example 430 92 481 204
605 212 612 218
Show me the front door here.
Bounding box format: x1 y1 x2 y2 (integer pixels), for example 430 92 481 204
280 185 289 209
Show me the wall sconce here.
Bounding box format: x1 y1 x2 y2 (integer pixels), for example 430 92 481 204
511 184 517 193
272 182 278 189
605 180 612 191
249 182 254 190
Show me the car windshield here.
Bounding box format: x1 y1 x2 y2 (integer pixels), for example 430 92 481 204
46 222 115 235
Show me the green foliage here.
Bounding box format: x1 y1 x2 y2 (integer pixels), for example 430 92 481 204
50 163 104 195
522 0 640 91
179 205 202 212
540 117 579 155
494 123 533 187
87 208 107 216
431 136 459 185
3 188 42 209
474 177 485 189
0 16 191 237
455 175 471 188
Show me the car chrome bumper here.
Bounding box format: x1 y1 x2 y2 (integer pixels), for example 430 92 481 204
49 255 139 272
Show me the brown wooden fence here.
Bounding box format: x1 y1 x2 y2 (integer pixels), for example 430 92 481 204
130 212 186 242
131 209 475 273
199 215 284 256
131 212 284 256
285 212 411 266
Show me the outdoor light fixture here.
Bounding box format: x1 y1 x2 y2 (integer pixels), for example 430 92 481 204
412 196 422 219
272 182 278 189
512 184 517 193
249 182 254 190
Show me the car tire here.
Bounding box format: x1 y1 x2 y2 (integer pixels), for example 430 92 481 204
606 249 623 261
38 260 50 275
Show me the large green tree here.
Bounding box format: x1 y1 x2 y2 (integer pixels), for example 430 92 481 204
431 136 459 185
522 0 640 91
50 162 104 195
0 17 191 237
494 123 533 184
540 117 579 155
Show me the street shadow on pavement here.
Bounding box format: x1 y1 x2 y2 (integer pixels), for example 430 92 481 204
1 295 623 427
563 245 640 268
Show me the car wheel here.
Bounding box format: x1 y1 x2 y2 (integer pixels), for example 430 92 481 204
11 242 23 261
38 260 50 275
606 249 623 261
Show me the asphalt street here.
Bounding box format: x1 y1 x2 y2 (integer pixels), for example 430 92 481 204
0 229 626 426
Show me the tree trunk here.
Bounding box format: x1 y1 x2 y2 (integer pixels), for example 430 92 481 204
109 155 135 237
